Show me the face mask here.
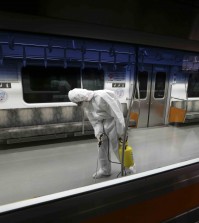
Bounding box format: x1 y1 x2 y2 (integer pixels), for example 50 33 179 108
81 101 89 108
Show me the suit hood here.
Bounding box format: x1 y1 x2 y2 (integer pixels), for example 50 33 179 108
68 88 94 103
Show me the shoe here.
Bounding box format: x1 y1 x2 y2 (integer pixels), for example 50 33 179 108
93 169 111 179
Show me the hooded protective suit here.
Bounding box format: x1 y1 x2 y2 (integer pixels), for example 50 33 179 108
68 88 125 178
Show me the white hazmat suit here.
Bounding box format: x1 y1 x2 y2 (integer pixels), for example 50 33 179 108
68 88 125 178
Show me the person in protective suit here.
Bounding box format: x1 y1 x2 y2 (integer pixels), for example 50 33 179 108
68 88 134 178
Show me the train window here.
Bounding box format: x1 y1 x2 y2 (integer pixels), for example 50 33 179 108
154 72 166 98
135 71 148 99
187 73 199 98
21 66 81 103
82 68 104 90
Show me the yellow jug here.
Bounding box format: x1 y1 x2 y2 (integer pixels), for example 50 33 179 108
119 141 134 168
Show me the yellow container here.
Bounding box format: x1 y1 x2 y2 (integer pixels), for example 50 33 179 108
119 142 134 168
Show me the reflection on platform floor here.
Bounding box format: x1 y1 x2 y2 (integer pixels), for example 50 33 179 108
0 124 199 205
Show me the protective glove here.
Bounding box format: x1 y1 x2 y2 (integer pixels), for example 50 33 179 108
119 134 128 143
119 137 123 143
97 133 104 147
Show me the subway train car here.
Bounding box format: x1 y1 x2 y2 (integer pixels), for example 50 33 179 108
0 31 199 144
0 29 199 222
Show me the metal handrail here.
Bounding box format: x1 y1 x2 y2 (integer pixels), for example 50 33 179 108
171 97 186 101
121 47 139 176
170 81 188 123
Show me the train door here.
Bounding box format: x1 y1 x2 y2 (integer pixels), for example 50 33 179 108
148 65 169 127
131 65 169 128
